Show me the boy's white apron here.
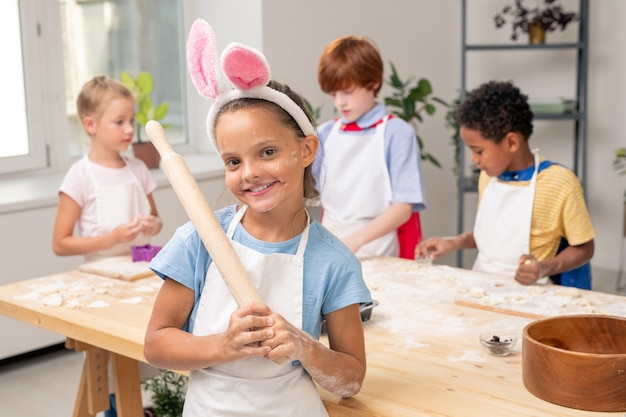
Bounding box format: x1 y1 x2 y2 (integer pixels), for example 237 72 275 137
84 155 151 260
473 151 539 277
320 117 398 257
183 206 328 417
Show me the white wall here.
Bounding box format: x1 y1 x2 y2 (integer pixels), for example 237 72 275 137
254 0 625 272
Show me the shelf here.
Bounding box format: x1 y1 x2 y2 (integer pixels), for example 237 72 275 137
465 43 583 51
534 112 583 121
462 177 478 193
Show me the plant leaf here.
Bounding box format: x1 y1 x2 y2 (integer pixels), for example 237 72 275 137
153 102 169 120
416 79 433 96
136 71 153 95
135 113 148 126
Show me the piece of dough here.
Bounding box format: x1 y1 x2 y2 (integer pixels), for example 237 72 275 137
120 296 143 304
42 295 63 307
87 300 111 308
469 287 486 298
555 287 580 298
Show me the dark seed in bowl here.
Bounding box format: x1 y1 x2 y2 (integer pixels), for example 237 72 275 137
485 335 514 355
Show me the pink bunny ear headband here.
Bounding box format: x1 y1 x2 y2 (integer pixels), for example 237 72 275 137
186 19 316 152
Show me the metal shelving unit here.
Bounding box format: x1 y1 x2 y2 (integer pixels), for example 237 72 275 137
456 0 589 267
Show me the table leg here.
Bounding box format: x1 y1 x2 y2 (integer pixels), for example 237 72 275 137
67 338 144 417
67 339 110 417
111 353 144 417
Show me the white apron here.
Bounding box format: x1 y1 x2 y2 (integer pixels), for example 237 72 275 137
84 155 151 260
320 117 398 257
473 151 539 277
183 206 328 417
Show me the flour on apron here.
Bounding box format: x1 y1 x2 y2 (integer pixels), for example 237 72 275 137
473 151 540 279
84 155 151 260
320 117 398 256
184 206 328 416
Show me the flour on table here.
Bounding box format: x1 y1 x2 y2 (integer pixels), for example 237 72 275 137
469 287 486 298
120 296 143 304
555 287 580 298
526 285 547 294
12 291 39 301
42 295 63 307
134 285 156 293
361 258 626 329
448 350 487 363
87 300 110 308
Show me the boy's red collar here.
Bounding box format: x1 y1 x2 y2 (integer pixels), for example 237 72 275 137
338 115 393 131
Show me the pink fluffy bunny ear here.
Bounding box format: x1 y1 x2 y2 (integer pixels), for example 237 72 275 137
186 19 220 99
221 43 271 90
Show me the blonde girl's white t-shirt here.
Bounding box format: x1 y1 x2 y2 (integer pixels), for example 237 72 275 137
59 156 157 239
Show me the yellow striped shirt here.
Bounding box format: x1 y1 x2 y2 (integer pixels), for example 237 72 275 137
478 163 595 261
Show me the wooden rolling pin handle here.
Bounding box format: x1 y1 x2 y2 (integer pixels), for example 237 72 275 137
145 121 287 365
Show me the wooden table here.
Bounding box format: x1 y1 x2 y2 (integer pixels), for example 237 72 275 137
1 256 624 416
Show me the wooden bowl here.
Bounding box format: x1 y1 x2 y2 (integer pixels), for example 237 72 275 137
522 314 626 412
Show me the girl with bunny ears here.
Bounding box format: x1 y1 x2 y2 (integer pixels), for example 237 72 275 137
144 20 371 416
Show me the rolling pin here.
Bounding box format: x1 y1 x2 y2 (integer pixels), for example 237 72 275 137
454 299 546 320
145 121 287 363
145 120 262 306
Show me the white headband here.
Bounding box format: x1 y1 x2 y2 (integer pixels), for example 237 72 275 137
186 20 315 152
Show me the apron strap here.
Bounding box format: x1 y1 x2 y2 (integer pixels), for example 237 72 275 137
226 205 310 255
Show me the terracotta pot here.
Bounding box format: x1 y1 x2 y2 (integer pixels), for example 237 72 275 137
528 22 546 45
132 142 161 169
522 315 626 412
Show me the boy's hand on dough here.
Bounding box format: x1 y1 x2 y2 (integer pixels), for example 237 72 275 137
515 255 542 285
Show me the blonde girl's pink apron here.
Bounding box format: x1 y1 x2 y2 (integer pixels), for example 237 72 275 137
320 117 398 257
84 155 151 260
183 206 328 417
473 151 539 278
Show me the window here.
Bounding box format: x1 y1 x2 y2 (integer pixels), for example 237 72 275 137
60 0 186 158
0 0 185 176
0 0 47 174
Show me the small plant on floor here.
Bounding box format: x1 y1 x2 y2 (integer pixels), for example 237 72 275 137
141 370 187 417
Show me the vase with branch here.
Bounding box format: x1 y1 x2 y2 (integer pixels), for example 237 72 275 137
494 0 579 44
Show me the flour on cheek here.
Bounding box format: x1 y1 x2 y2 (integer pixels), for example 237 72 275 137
286 150 298 167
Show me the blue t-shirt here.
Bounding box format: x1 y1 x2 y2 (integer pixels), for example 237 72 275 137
150 205 371 338
313 101 426 212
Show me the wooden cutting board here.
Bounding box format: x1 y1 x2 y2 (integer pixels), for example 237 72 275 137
79 256 156 281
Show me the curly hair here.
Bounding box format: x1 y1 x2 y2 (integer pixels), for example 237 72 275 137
456 80 534 143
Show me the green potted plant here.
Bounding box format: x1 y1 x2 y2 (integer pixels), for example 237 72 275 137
613 148 626 239
445 95 462 177
120 71 170 168
383 62 448 168
445 93 480 189
142 370 187 417
494 0 579 44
